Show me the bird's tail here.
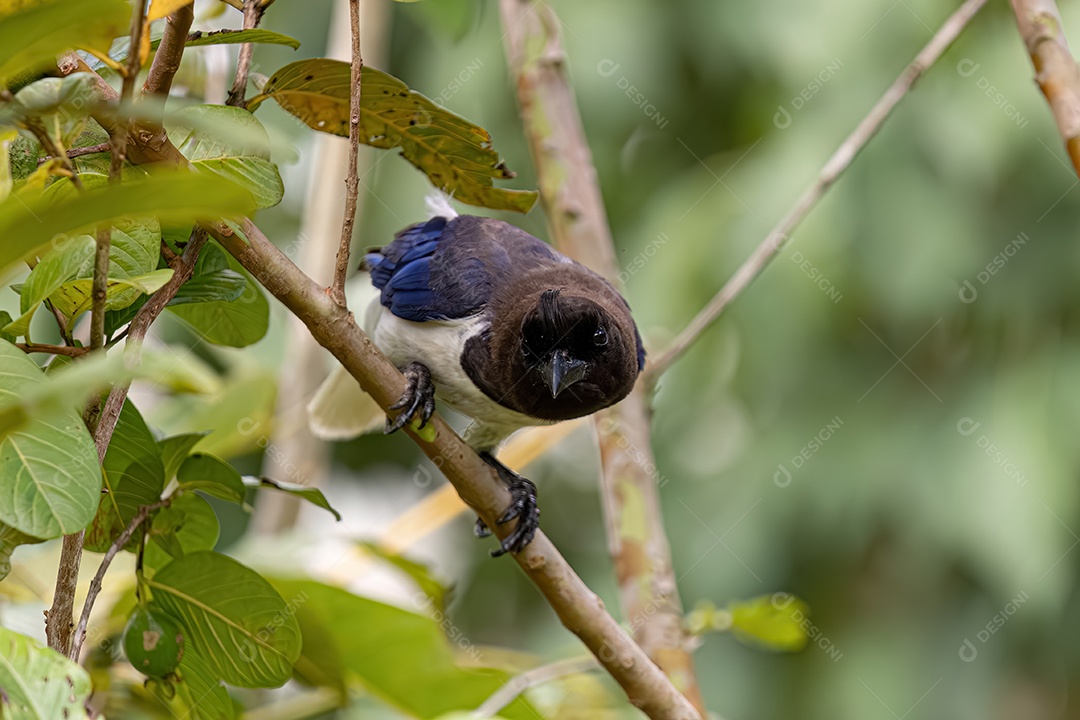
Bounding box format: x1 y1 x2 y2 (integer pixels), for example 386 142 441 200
307 364 384 440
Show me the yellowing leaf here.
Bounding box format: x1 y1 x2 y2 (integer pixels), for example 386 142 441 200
248 59 538 213
728 594 810 652
147 0 193 21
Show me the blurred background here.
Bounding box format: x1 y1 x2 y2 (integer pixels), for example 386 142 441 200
6 0 1080 717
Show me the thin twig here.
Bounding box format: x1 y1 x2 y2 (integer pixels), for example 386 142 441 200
16 343 90 357
226 0 264 107
211 219 700 720
70 499 169 660
36 143 111 165
474 656 598 717
330 0 363 308
1010 0 1080 176
500 2 704 713
92 229 209 462
645 0 989 382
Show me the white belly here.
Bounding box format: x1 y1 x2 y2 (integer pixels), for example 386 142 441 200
367 303 545 446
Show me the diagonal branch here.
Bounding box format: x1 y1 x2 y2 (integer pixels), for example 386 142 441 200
210 219 700 720
1010 0 1080 177
645 0 989 382
330 0 363 308
500 1 705 714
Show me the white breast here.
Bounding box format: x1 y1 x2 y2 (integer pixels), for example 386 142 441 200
367 303 547 447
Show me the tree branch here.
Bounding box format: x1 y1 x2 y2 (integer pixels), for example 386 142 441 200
1010 0 1080 176
142 2 195 98
475 656 598 717
211 219 699 720
16 343 91 357
645 0 989 381
500 1 704 713
330 0 363 308
71 499 170 659
226 0 264 107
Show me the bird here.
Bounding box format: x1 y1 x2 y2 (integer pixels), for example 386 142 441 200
308 196 645 556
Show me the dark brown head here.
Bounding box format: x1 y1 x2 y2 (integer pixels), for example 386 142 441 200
467 283 644 422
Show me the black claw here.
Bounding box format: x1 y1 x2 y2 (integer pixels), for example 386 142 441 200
384 362 435 435
479 453 540 557
474 516 492 538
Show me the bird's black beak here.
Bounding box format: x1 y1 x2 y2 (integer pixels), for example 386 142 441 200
540 350 588 398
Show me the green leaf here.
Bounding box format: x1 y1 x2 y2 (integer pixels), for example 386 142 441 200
168 268 246 305
85 400 165 553
186 28 301 50
146 551 302 688
0 521 44 581
0 0 129 83
0 169 256 279
252 476 341 521
167 254 269 347
3 234 95 337
144 493 220 575
168 105 284 209
176 453 245 503
728 594 810 652
248 60 538 213
0 627 93 720
269 579 538 719
0 341 101 538
158 431 209 481
0 341 219 440
50 267 175 319
3 75 94 148
146 645 237 720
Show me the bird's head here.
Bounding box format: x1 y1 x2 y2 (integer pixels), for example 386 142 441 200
513 288 642 420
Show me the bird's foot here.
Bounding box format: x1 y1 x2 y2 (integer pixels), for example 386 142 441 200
478 453 540 557
384 362 436 434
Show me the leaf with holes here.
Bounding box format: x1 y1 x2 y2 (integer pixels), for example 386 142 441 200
85 400 165 553
0 627 93 720
146 551 301 688
248 59 537 213
0 341 101 539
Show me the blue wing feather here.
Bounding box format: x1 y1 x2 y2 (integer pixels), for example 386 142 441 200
366 215 565 323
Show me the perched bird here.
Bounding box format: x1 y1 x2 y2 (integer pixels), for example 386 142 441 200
309 198 644 556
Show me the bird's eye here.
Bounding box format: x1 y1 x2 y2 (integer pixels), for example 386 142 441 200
593 327 608 346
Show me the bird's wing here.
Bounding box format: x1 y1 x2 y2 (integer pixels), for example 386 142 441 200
364 215 567 323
